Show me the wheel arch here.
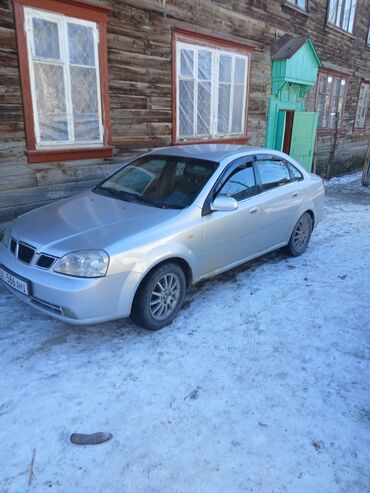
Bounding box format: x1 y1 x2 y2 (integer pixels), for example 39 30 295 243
305 209 315 228
131 256 193 311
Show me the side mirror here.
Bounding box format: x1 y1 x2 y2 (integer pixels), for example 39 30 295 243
211 196 238 212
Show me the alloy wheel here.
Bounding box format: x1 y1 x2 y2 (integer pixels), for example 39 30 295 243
149 273 181 321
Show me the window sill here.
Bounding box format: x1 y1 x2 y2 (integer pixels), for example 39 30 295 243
173 136 248 146
325 23 356 40
281 2 309 17
352 127 368 136
27 146 113 164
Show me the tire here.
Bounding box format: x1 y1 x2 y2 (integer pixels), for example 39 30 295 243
287 212 313 257
131 262 187 330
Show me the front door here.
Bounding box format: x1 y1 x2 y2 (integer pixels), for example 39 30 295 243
201 163 265 276
289 111 319 172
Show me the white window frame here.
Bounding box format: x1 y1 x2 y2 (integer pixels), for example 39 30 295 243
175 40 249 142
24 7 103 149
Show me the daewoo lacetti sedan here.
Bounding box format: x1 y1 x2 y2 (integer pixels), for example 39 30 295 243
0 145 324 330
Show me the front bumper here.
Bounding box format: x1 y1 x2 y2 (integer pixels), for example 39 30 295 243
0 242 141 325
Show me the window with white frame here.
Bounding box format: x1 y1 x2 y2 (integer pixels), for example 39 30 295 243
25 8 103 147
176 40 249 141
316 72 347 129
327 0 357 33
354 82 370 128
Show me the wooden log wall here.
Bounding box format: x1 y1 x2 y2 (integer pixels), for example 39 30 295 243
0 0 369 222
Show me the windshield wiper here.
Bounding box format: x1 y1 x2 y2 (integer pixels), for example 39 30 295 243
94 186 139 203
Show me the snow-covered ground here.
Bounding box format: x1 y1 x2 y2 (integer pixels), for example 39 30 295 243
0 172 369 493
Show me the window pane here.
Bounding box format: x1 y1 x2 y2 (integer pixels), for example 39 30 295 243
297 0 306 9
231 85 244 133
337 79 346 120
198 50 212 80
180 49 194 78
321 76 332 128
71 67 100 141
329 78 341 128
317 94 325 126
328 0 338 24
342 0 351 31
219 54 232 82
218 166 257 201
319 76 326 94
348 0 356 32
234 57 246 84
34 62 68 141
336 0 343 26
33 18 60 59
258 161 291 190
217 84 231 134
68 23 95 66
179 79 194 136
355 83 369 128
197 81 211 135
367 24 370 44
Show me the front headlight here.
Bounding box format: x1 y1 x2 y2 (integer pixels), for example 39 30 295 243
2 225 11 248
53 250 109 278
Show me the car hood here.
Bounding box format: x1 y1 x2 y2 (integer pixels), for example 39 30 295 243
11 190 181 255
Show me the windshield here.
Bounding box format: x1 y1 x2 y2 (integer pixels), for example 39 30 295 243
94 155 218 209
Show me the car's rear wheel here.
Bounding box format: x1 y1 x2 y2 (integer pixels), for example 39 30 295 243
131 262 187 330
287 212 313 256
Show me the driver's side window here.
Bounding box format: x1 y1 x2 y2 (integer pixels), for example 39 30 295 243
217 164 257 202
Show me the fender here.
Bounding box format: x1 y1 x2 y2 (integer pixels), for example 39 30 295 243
132 242 200 281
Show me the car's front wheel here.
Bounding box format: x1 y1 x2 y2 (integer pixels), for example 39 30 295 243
131 262 187 330
287 212 313 256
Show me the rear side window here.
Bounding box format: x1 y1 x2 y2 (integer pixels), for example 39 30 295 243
217 164 257 201
256 160 291 191
287 162 303 181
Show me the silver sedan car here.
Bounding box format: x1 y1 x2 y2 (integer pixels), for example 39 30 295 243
0 145 324 329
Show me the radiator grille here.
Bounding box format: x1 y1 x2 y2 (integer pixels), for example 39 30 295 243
36 254 56 269
8 238 57 269
17 242 36 264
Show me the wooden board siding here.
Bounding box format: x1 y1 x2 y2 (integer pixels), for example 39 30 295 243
0 0 369 222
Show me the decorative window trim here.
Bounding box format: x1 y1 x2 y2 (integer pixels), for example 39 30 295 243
354 81 370 130
13 0 112 163
171 29 253 145
315 69 348 133
326 0 357 34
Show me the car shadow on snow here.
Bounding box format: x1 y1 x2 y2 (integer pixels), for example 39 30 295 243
2 247 291 356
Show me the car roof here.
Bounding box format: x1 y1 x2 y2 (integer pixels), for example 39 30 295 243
149 144 263 162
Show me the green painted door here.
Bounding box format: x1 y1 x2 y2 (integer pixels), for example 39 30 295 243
289 112 318 172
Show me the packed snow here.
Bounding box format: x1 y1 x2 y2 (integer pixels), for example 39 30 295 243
0 172 369 493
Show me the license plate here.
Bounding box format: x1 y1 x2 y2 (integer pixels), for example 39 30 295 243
0 264 31 296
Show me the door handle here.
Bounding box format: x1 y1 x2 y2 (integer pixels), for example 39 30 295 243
250 207 258 214
292 191 298 197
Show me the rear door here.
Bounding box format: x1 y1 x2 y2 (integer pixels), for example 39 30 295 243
253 156 304 249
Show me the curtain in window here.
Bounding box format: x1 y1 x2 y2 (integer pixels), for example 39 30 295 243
25 8 102 146
177 41 248 141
